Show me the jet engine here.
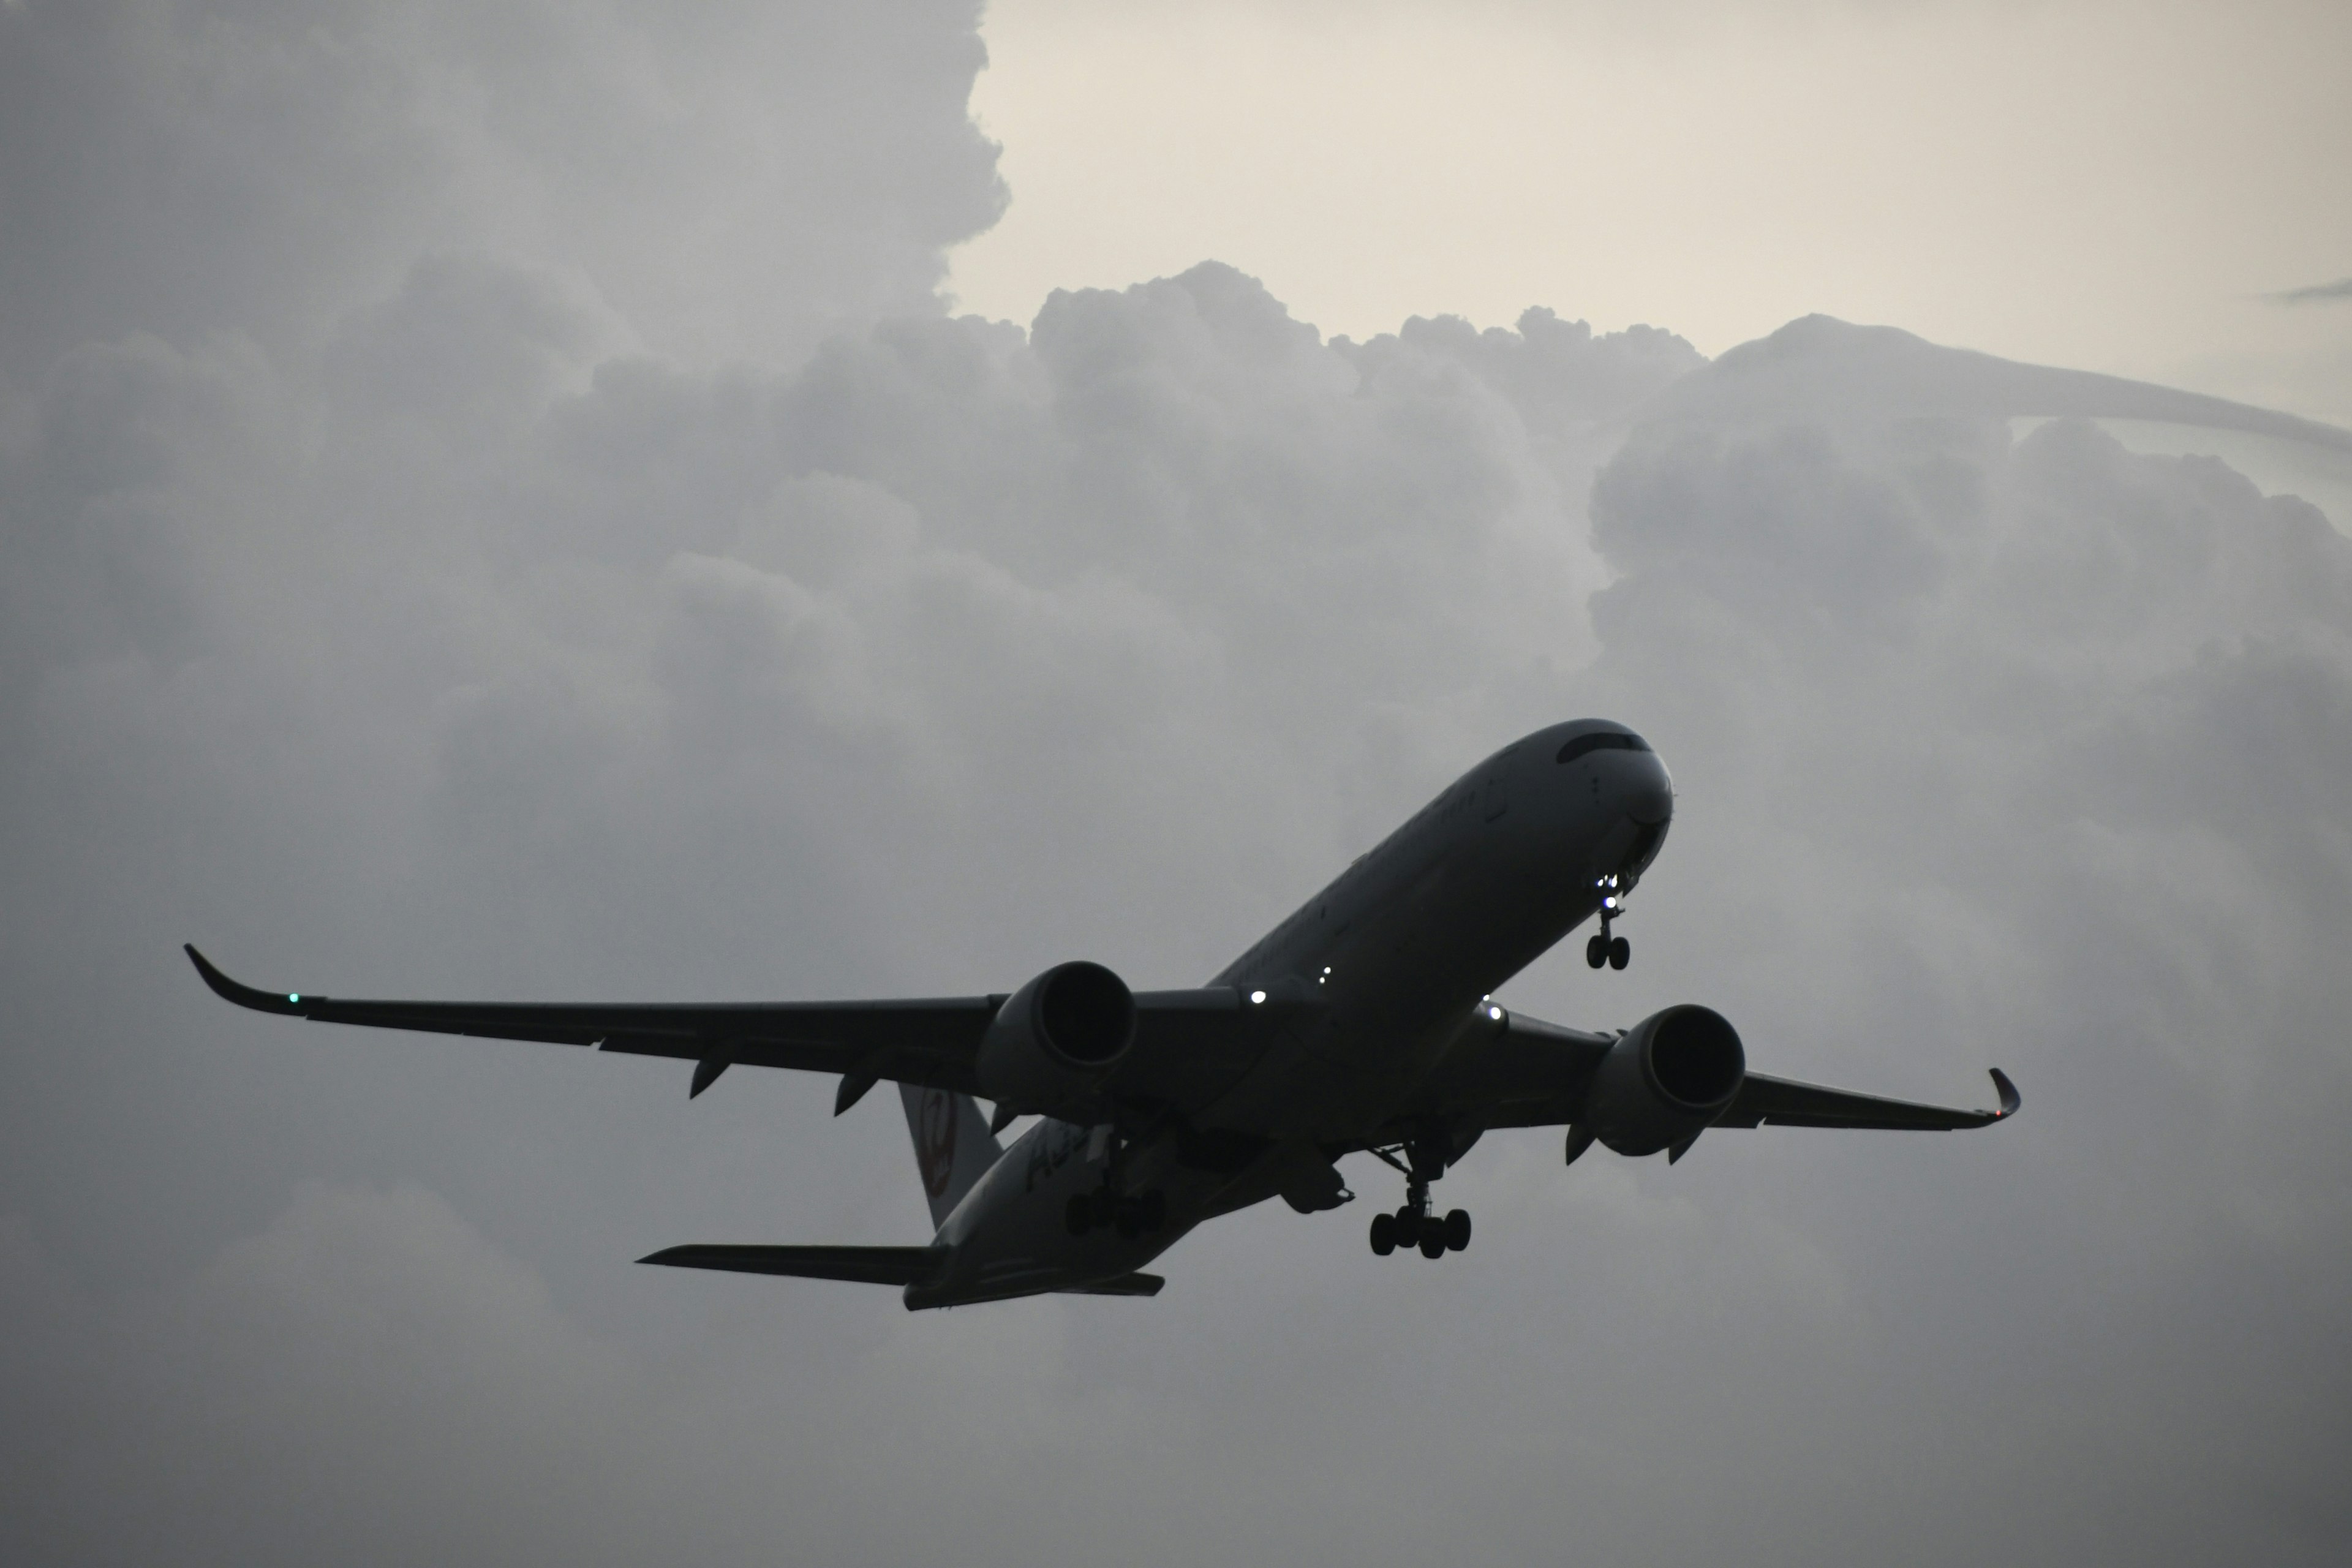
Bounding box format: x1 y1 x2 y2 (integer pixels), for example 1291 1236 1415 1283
1577 1004 1745 1158
973 960 1137 1122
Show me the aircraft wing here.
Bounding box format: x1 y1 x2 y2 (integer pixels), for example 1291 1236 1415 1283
184 944 1267 1109
1714 1067 2020 1131
1425 1010 2016 1136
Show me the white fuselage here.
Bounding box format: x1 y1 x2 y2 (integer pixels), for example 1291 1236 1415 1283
910 720 1675 1306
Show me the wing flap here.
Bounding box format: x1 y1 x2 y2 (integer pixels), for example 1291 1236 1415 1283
638 1245 944 1287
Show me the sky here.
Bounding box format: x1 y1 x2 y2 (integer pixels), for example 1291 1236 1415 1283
2 2 2349 1566
956 0 2352 428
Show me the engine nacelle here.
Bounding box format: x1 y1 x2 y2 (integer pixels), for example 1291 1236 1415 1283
973 960 1137 1121
1580 1004 1746 1157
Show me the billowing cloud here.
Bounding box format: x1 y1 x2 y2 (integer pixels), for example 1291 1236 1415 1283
0 0 1003 377
4 4 2351 1567
1645 315 2352 451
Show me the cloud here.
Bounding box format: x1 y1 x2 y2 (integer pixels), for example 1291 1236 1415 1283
0 0 1005 376
4 4 2352 1566
1643 314 2352 451
9 247 2352 1563
2268 277 2352 306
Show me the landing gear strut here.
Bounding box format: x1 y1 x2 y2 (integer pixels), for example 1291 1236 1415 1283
1366 1135 1470 1259
1585 873 1631 970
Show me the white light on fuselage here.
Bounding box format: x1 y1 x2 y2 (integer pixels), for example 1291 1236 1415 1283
1250 990 1267 1004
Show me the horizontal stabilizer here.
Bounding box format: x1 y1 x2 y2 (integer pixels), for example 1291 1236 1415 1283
639 1244 944 1287
1057 1273 1164 1297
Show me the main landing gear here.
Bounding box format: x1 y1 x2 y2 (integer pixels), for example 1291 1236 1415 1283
1063 1126 1168 1240
1366 1137 1470 1259
1066 1187 1166 1239
1585 873 1631 970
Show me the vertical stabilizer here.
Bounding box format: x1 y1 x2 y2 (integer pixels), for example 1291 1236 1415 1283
899 1084 1003 1232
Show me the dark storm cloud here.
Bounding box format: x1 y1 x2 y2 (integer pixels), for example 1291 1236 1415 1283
2268 277 2352 305
4 3 2351 1566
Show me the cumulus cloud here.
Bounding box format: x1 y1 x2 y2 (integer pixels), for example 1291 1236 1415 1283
4 4 2351 1567
1646 315 2352 451
0 0 1003 377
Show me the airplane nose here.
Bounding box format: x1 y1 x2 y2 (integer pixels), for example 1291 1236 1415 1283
1626 765 1673 826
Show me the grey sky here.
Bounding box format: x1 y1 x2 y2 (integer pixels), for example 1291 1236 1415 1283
2 2 2348 1566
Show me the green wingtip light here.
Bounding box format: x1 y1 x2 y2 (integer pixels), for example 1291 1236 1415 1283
288 993 300 1004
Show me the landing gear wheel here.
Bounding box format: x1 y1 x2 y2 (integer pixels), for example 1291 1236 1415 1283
1066 1194 1092 1237
1608 935 1630 970
1586 933 1609 969
1419 1219 1448 1259
1370 1212 1396 1256
1443 1208 1472 1252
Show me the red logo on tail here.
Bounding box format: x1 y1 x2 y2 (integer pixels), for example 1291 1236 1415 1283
916 1088 958 1197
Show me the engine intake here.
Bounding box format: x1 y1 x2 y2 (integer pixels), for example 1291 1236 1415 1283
974 961 1137 1120
1580 1004 1745 1157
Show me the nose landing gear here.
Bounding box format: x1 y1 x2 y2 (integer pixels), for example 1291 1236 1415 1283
1585 874 1631 970
1365 1136 1470 1258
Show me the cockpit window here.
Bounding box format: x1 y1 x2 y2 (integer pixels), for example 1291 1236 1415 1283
1556 731 1650 765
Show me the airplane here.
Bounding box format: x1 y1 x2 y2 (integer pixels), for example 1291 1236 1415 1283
187 718 2018 1308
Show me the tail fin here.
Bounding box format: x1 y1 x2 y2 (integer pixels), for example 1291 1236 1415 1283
899 1084 1003 1231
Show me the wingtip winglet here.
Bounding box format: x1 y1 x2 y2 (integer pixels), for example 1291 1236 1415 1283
184 944 305 1015
1989 1068 2020 1120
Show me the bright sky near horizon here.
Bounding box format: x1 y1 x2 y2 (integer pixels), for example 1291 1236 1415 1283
951 0 2352 426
